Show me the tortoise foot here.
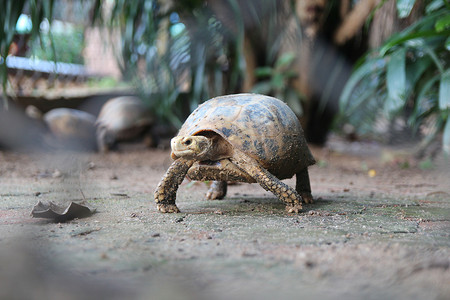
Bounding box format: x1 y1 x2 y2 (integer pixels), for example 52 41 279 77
300 192 314 204
206 190 223 200
157 204 180 213
285 203 303 213
206 181 227 200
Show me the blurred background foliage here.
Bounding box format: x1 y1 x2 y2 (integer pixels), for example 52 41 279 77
29 27 85 64
91 0 247 128
252 52 305 116
0 0 55 101
339 0 450 155
0 0 449 154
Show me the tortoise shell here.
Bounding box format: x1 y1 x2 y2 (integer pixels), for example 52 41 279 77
44 108 96 140
96 96 153 139
177 93 315 179
43 108 97 151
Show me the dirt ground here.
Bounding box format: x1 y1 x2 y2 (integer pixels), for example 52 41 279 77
1 137 450 300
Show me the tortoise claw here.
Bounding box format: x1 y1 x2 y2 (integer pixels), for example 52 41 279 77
285 203 303 213
300 192 314 204
206 181 227 200
157 204 180 213
206 190 223 200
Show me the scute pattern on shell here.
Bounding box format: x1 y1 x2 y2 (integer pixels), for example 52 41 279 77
177 93 315 179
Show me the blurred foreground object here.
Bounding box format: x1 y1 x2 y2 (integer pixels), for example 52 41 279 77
0 102 48 151
43 108 97 151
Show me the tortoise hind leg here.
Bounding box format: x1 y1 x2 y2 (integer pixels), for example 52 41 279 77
154 158 193 213
296 168 313 204
231 150 303 213
206 181 227 200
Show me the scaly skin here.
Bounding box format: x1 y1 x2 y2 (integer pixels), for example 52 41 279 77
154 158 193 213
156 133 313 213
231 150 303 213
253 165 303 213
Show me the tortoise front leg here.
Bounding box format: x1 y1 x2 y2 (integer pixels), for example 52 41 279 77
231 151 303 213
296 168 313 204
253 166 303 213
154 158 193 213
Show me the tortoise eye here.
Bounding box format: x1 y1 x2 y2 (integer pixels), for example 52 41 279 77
184 138 192 146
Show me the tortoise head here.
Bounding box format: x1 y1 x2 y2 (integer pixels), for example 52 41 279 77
171 135 213 160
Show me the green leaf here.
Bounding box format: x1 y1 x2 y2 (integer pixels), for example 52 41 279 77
379 9 450 56
251 82 273 94
406 56 432 89
386 48 406 113
443 117 450 154
412 74 440 122
344 83 381 117
254 67 273 77
383 95 402 115
380 30 450 56
271 73 285 89
397 0 416 18
435 14 450 32
404 56 432 104
439 70 450 110
423 42 446 73
416 74 440 108
426 0 444 14
339 57 386 111
275 52 296 70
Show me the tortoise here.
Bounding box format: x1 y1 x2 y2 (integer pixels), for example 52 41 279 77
42 108 97 151
154 93 315 213
96 96 154 152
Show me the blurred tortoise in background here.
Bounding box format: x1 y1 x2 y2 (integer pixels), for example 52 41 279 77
26 106 97 151
154 93 315 213
96 96 155 152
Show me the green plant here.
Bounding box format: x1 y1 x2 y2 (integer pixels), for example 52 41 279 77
0 0 55 109
251 52 305 116
28 27 85 64
340 0 450 154
92 0 246 128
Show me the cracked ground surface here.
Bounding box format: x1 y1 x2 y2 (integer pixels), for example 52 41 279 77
1 139 449 300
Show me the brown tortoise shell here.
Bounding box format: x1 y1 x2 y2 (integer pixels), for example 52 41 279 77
96 96 153 136
44 108 96 140
176 93 315 179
